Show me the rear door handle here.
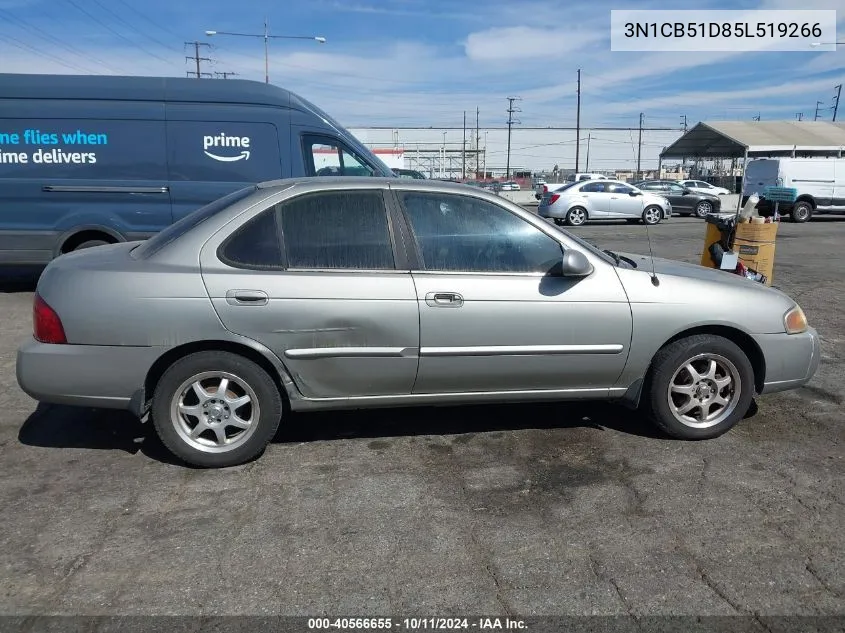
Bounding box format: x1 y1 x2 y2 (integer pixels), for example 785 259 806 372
225 289 268 306
425 292 464 308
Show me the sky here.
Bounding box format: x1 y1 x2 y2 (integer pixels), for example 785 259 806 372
1 0 844 172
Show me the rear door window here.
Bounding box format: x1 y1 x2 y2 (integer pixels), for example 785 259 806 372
0 118 166 180
166 121 282 182
279 190 394 269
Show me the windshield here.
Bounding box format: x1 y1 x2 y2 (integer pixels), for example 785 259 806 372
131 185 257 259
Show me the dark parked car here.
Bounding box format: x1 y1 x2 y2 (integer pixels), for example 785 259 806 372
393 169 427 179
633 180 721 218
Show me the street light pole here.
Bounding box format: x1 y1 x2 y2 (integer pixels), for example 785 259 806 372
205 22 326 84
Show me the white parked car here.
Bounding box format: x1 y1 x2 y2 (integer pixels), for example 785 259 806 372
501 181 521 191
679 180 731 196
538 180 672 226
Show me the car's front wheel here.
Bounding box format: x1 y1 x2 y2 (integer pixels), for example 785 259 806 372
151 351 283 467
644 335 755 439
642 206 663 225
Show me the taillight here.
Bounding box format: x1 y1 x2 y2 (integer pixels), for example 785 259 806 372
549 194 560 204
543 185 548 193
33 293 66 344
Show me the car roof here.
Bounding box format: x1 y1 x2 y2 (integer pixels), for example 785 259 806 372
255 176 514 196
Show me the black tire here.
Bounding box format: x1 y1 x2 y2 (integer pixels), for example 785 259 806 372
790 201 812 223
552 218 565 226
73 239 110 251
643 334 755 440
565 206 588 226
694 200 713 218
151 351 283 467
642 205 662 225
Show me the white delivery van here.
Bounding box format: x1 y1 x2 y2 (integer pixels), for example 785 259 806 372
742 157 844 223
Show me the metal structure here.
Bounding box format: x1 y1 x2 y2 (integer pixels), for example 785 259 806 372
205 20 325 84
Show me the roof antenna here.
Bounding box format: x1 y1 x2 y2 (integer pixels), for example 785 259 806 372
644 220 660 286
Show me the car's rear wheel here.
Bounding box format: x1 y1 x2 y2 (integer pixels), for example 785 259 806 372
151 351 282 467
644 334 755 439
642 206 662 225
695 200 713 218
565 206 587 226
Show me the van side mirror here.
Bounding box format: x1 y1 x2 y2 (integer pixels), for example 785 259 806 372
560 250 593 277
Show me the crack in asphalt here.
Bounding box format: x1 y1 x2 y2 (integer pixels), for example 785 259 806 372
587 553 641 627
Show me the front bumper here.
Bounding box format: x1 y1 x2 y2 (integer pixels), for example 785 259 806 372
756 327 821 394
16 338 162 411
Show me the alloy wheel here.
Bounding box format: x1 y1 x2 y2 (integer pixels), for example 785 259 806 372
169 371 260 453
666 353 741 429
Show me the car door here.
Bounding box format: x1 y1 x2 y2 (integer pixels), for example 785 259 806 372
200 187 420 399
392 188 632 394
578 181 612 217
605 183 642 217
663 182 691 211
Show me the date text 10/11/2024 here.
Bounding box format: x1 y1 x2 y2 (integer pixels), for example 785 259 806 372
307 618 528 630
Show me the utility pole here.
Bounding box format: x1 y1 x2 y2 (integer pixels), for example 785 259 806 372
575 69 581 173
680 114 688 132
185 41 212 78
833 84 842 122
753 113 761 121
475 107 480 178
505 96 521 179
680 114 688 178
462 110 466 180
796 112 804 121
214 71 238 79
814 101 823 120
636 112 643 181
585 132 591 172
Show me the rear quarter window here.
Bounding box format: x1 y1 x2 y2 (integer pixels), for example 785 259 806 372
166 121 282 182
0 119 166 180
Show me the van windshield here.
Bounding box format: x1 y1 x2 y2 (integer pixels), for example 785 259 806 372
131 185 257 259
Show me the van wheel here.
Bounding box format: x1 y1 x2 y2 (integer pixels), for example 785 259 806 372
151 351 283 468
790 201 812 223
73 240 110 251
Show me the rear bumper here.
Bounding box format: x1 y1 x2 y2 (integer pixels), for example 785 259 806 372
16 338 161 412
756 327 821 394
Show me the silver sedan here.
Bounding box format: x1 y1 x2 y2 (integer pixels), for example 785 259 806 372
17 178 819 467
539 180 672 226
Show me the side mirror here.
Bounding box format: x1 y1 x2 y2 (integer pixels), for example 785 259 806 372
560 250 593 277
629 190 641 196
683 188 692 194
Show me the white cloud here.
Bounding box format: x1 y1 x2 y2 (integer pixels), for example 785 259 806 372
464 26 605 61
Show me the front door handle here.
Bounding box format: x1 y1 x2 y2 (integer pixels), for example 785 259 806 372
425 292 464 308
225 289 269 306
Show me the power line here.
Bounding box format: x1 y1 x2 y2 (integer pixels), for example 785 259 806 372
61 0 178 67
0 32 95 73
0 8 120 73
505 96 521 179
88 0 182 54
113 0 185 40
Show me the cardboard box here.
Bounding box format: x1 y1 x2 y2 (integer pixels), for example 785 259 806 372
700 223 725 268
733 221 778 285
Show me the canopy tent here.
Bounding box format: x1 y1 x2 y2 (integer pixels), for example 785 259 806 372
661 121 845 159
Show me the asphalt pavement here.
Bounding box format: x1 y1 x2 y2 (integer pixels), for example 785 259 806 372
0 216 843 619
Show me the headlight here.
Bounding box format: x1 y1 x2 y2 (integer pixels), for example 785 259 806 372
784 305 808 334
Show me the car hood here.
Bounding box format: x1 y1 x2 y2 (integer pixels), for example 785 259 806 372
618 251 790 295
